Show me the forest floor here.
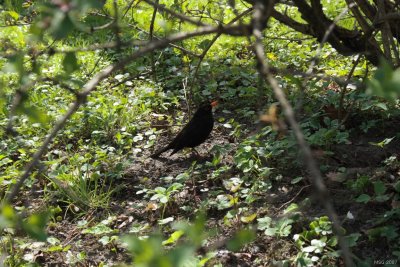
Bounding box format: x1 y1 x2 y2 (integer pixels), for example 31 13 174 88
14 112 400 266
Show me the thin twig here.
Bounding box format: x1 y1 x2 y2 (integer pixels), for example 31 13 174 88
276 185 311 211
91 20 114 31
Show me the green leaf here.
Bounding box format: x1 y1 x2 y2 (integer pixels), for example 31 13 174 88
1 204 16 220
16 103 48 123
159 195 168 204
345 233 360 247
158 217 174 225
327 236 338 247
63 52 79 74
226 229 256 252
265 227 277 236
278 224 293 237
394 181 400 192
291 176 304 184
240 213 257 223
369 137 394 148
257 216 272 230
162 230 184 245
22 212 49 241
375 194 391 202
99 236 110 245
367 226 399 241
4 53 25 78
0 205 16 229
49 11 75 39
198 39 212 50
82 223 116 235
6 11 19 21
123 234 163 263
302 245 316 253
284 203 299 214
356 194 371 203
47 245 64 252
373 181 386 195
375 103 388 110
47 236 60 245
367 60 400 103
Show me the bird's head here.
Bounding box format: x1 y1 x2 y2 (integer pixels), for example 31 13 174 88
199 100 218 112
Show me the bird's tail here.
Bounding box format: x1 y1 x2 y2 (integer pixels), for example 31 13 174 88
150 145 170 158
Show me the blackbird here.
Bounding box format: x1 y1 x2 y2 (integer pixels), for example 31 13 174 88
150 101 218 158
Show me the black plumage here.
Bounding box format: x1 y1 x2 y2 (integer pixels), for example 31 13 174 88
150 101 217 158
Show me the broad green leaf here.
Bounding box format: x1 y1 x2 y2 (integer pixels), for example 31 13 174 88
47 236 60 245
198 39 212 50
373 181 386 195
327 236 338 247
394 181 400 192
240 213 257 223
162 230 184 245
63 52 79 74
265 227 277 236
257 217 272 230
47 245 64 252
302 245 316 253
158 217 174 225
82 224 116 235
6 11 19 21
99 236 110 245
22 212 49 241
367 60 400 103
369 137 394 148
284 203 299 214
355 194 371 203
226 229 256 252
16 103 48 123
291 176 304 184
4 53 24 78
49 11 74 39
345 233 360 247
